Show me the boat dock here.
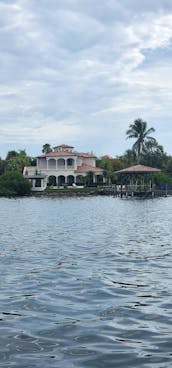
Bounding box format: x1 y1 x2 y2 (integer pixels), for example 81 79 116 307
97 185 170 198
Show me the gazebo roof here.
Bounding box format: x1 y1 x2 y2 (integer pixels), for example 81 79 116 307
116 164 161 174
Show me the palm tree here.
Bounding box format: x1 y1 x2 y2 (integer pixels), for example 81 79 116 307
142 138 162 155
126 118 155 163
142 139 165 168
42 143 52 154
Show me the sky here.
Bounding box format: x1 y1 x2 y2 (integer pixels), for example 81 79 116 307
1 0 172 158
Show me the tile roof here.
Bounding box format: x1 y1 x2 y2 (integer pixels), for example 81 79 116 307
53 144 74 149
37 151 96 158
116 164 161 174
75 165 103 173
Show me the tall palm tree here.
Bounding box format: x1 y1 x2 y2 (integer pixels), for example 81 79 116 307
126 118 155 163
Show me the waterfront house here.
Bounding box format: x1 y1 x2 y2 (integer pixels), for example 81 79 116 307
23 144 104 191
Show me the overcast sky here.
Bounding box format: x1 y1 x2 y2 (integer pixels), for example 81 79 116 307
1 0 172 158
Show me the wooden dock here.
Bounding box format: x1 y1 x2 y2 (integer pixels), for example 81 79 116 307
97 185 171 198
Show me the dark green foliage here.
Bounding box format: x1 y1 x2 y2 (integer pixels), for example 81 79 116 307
0 158 5 175
30 157 37 166
154 172 172 186
126 118 155 162
5 150 18 161
5 150 30 173
6 156 30 173
0 171 31 196
42 143 52 154
85 171 94 185
48 175 57 186
121 149 137 166
140 140 167 169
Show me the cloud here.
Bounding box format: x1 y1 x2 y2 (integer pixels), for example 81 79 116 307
0 116 81 144
0 0 172 157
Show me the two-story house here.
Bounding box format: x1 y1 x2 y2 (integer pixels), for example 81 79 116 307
23 144 104 191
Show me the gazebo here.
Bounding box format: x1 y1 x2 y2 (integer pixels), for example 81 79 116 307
116 164 161 197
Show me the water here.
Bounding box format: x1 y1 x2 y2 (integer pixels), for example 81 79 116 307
0 196 172 367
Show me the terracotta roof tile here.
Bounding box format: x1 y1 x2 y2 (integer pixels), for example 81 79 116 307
116 164 161 174
37 151 96 158
53 144 74 149
75 165 103 173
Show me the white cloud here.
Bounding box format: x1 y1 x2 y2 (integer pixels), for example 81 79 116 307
0 118 81 144
0 0 172 157
127 14 172 50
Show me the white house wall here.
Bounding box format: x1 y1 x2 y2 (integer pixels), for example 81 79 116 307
82 157 95 166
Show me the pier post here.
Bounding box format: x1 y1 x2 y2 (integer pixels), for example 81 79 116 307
165 184 168 197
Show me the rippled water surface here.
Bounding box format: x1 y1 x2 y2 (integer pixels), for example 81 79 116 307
0 196 172 367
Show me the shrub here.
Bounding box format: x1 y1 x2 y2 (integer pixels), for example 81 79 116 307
0 171 31 196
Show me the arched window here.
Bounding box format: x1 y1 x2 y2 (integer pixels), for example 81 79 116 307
67 175 75 185
48 159 56 169
58 175 65 186
67 158 74 168
57 159 65 168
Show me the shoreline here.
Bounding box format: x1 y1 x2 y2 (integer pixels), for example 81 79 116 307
0 187 171 198
30 187 171 198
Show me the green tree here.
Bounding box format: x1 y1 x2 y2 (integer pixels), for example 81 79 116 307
85 171 94 186
121 149 137 166
30 157 37 166
165 156 172 176
102 170 111 184
0 171 31 196
42 143 52 154
6 152 30 173
0 158 5 175
5 150 18 161
141 139 167 168
5 149 32 173
154 172 172 186
126 118 155 163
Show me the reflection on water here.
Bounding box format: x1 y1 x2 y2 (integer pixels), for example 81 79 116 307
0 196 172 367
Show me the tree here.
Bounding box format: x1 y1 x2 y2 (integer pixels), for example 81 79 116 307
141 139 167 168
126 118 155 163
0 158 5 175
4 149 33 173
30 157 37 166
6 151 30 173
42 143 52 154
85 171 94 185
103 170 111 184
121 149 137 167
97 156 114 172
5 150 18 161
0 171 31 196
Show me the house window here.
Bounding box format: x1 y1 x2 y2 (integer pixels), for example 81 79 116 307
58 159 65 168
67 158 74 167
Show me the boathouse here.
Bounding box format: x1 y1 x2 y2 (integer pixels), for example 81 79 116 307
116 164 161 197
